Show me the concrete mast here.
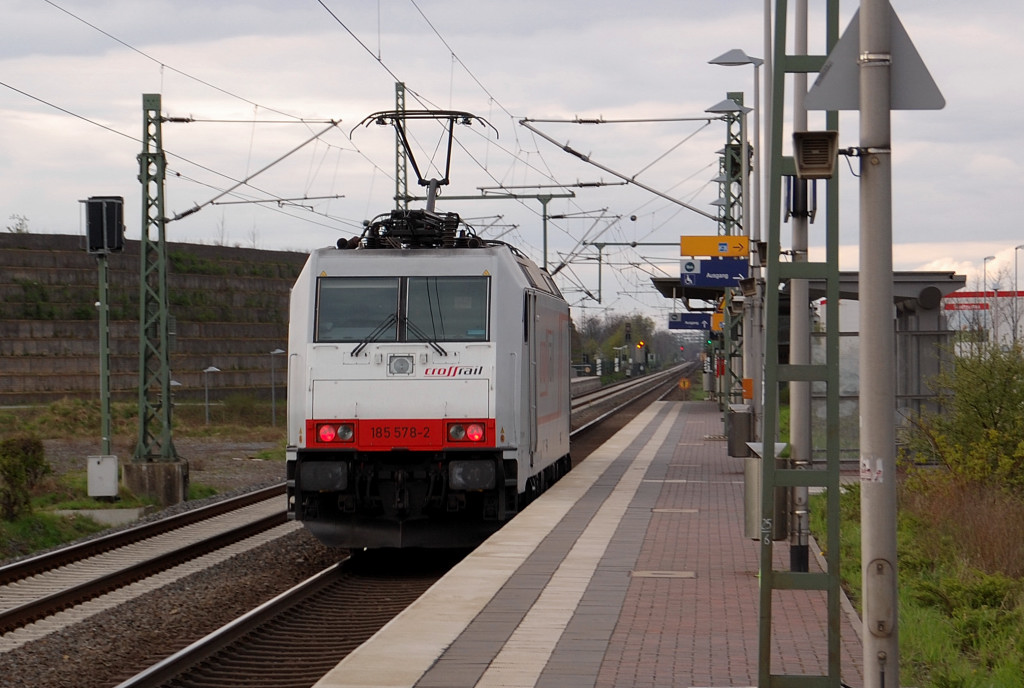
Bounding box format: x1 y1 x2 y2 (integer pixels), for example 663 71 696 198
858 1 899 685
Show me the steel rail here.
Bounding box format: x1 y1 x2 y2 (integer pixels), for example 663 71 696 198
0 484 284 586
0 510 286 635
571 363 696 436
111 561 348 688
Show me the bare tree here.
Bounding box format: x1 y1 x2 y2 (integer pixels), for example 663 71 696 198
6 214 29 233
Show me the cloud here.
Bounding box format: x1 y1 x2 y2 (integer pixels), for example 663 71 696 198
0 1 1020 320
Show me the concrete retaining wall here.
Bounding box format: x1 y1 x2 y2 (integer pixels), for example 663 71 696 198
0 233 309 405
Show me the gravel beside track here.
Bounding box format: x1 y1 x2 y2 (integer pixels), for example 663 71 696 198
0 529 341 688
1 438 343 688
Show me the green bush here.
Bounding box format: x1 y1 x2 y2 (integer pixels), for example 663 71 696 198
0 435 51 520
903 343 1024 490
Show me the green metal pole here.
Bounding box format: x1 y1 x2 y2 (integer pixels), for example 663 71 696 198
98 253 111 456
134 93 178 463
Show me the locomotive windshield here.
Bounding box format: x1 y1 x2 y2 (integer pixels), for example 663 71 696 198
407 277 488 341
316 277 399 342
316 276 489 343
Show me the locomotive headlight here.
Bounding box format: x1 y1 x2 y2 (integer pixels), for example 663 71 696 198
388 354 414 375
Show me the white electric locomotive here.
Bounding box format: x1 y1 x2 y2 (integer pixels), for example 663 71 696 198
285 207 572 549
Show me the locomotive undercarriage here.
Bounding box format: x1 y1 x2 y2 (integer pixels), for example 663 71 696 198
288 449 524 548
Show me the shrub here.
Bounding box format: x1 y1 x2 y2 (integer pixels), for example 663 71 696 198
0 435 51 520
903 343 1024 490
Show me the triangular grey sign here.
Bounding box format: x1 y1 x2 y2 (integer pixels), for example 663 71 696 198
806 5 945 111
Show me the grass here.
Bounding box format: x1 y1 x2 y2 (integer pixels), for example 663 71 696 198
810 478 1024 687
0 396 286 562
0 396 287 444
30 471 154 511
0 511 110 562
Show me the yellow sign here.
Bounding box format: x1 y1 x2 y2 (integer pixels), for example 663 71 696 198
679 378 692 391
711 313 724 332
680 235 749 258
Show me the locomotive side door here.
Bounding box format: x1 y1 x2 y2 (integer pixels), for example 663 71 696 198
525 290 538 467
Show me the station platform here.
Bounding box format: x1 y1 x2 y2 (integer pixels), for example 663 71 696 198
314 399 864 688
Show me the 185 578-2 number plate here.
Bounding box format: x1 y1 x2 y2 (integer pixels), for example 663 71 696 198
360 420 440 448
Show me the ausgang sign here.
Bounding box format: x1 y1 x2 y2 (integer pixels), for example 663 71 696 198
680 235 749 258
680 257 749 288
668 312 712 330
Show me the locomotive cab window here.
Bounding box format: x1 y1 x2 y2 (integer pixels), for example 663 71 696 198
316 277 400 342
407 276 489 341
315 275 489 343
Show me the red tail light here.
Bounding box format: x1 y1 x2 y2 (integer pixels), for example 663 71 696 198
447 422 485 443
316 422 354 443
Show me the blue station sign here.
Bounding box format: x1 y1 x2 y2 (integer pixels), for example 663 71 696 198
679 257 749 288
668 312 712 330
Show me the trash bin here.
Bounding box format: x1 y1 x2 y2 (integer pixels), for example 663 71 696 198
727 404 752 457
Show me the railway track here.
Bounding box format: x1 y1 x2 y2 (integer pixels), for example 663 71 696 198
114 551 460 688
0 485 286 643
110 366 693 688
569 363 693 435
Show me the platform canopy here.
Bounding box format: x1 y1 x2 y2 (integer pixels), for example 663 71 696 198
651 271 965 311
650 277 725 311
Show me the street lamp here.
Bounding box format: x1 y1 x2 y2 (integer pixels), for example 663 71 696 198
709 48 764 243
982 255 996 343
203 366 220 425
709 49 766 446
270 348 285 427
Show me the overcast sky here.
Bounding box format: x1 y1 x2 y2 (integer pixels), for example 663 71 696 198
2 1 1022 322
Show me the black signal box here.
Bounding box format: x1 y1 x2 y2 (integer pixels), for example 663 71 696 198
86 196 125 254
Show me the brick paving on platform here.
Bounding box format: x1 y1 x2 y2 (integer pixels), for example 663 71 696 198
587 400 864 687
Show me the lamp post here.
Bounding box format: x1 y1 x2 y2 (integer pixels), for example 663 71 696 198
709 49 765 447
203 366 220 425
270 348 285 427
983 255 995 344
709 49 764 243
1015 245 1024 345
